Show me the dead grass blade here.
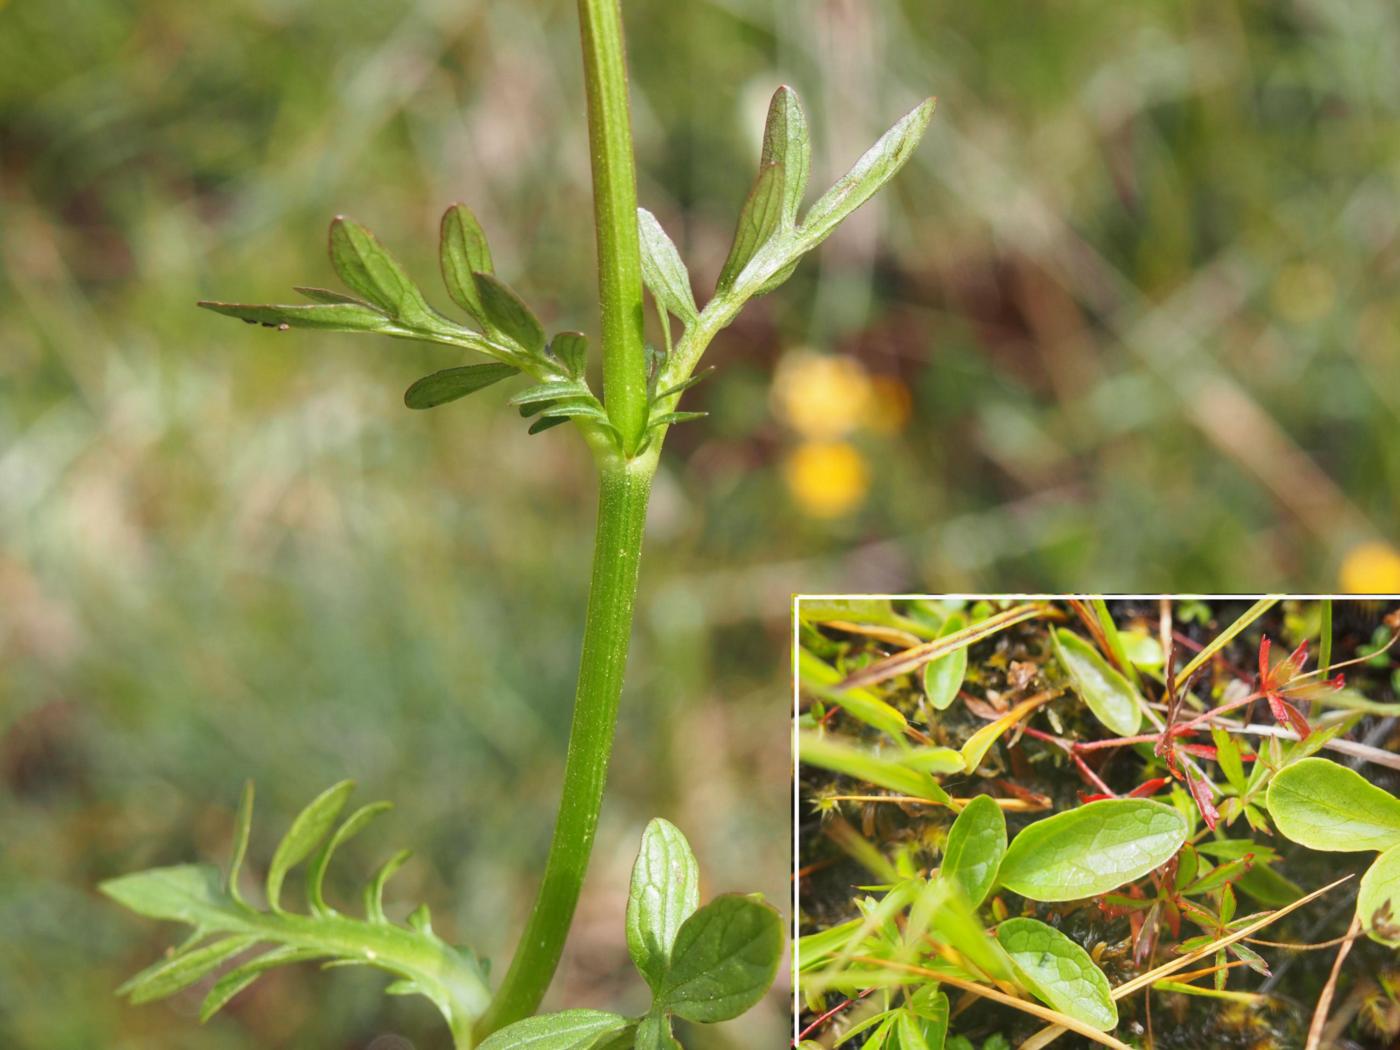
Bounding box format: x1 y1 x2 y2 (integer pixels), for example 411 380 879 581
1305 915 1362 1050
849 956 1135 1050
839 603 1050 689
1019 874 1352 1050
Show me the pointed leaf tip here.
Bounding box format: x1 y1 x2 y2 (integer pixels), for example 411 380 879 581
265 780 356 912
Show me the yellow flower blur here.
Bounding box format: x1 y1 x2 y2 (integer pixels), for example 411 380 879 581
783 440 869 519
771 352 872 439
1339 541 1400 594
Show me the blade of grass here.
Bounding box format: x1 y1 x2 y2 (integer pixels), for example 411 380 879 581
838 603 1050 689
1174 597 1278 687
1018 874 1352 1050
849 957 1134 1050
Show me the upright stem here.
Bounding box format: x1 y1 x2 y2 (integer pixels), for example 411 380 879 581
577 0 648 453
477 3 653 1035
476 452 656 1037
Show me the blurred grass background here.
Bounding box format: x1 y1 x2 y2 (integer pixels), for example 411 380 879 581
2 0 1399 1046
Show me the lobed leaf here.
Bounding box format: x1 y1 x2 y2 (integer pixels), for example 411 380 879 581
1266 757 1400 853
800 97 936 246
405 363 519 410
626 818 701 992
475 273 546 356
998 799 1187 902
477 1009 633 1050
1053 628 1142 736
307 800 394 915
760 86 812 229
922 612 968 712
637 208 698 324
265 780 355 912
439 203 495 323
227 781 255 905
1357 842 1400 946
329 216 439 328
717 162 785 291
996 917 1117 1031
657 894 784 1023
941 795 1006 908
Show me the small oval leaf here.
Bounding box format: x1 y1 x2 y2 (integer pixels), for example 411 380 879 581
658 894 784 1023
761 85 811 229
998 799 1187 902
637 208 698 324
996 917 1117 1031
405 363 519 409
1358 842 1400 946
717 162 785 291
1267 757 1400 853
941 795 1007 908
476 1009 631 1050
922 613 968 712
551 331 589 378
100 864 230 926
439 203 495 322
626 818 700 992
1053 627 1142 736
265 780 355 912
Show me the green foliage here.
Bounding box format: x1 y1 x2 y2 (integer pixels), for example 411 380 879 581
940 795 1005 908
921 613 968 713
101 782 490 1038
1051 627 1142 736
994 918 1117 1031
997 799 1187 902
480 822 783 1049
1266 757 1400 852
800 732 952 804
1267 757 1400 944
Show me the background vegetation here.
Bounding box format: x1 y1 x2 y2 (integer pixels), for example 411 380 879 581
2 0 1399 1047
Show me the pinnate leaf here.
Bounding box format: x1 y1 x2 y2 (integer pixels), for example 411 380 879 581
1266 757 1400 853
439 203 495 322
657 894 783 1022
998 799 1186 902
329 216 438 328
1358 842 1400 946
941 795 1006 908
1053 627 1142 736
637 208 698 324
626 818 701 992
801 98 935 244
266 780 355 912
477 1009 632 1050
405 363 519 409
996 917 1117 1031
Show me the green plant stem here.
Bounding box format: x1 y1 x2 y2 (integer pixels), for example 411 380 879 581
477 451 656 1037
577 0 647 453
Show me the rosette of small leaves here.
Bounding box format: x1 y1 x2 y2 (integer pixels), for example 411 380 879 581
100 782 491 1045
199 208 618 446
636 86 935 451
478 818 784 1049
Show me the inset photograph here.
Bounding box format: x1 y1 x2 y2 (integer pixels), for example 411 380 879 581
796 596 1400 1050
